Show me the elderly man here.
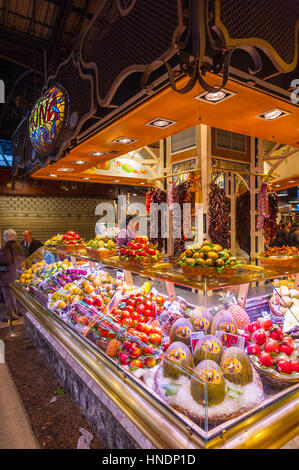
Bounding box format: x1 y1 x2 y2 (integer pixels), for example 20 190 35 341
21 230 42 258
0 229 25 322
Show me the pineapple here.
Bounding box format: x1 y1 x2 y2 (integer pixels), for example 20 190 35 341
106 339 121 357
218 291 250 330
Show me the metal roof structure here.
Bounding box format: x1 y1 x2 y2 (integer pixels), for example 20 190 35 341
0 0 99 140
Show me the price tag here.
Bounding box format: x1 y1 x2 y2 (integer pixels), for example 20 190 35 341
117 270 124 281
190 331 204 355
89 261 96 271
124 270 133 286
215 330 245 350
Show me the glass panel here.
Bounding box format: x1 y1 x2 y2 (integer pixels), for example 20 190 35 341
15 247 299 445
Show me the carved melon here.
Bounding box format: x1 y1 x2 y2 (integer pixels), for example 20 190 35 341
190 307 212 334
170 318 194 346
210 309 238 336
193 334 223 365
220 346 253 386
190 360 225 406
163 341 194 380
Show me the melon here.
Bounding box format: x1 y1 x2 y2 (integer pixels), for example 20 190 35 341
220 346 253 386
163 341 194 380
170 318 194 345
193 334 223 365
190 307 213 334
210 310 238 335
190 360 225 406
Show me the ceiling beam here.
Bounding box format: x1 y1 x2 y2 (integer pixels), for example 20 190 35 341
48 0 74 73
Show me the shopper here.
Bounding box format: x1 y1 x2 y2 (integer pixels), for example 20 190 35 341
288 222 299 248
21 230 42 257
117 214 138 251
0 229 25 322
273 222 288 247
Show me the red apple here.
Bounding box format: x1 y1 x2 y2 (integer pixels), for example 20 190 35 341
143 344 156 355
247 343 261 355
252 329 267 345
257 318 273 331
241 332 252 346
246 321 260 334
130 344 142 358
138 332 149 344
290 360 299 373
119 352 129 365
269 328 284 341
264 339 280 355
279 343 294 356
277 359 293 374
259 352 274 367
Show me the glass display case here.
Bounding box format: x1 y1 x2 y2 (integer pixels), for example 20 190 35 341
12 247 299 449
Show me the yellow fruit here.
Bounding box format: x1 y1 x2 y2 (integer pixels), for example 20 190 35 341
106 339 121 357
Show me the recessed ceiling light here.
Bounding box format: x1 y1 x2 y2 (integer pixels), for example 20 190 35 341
256 108 289 120
88 152 107 156
72 160 89 165
145 117 176 128
112 137 137 144
140 182 145 184
195 89 235 104
57 167 73 172
289 180 295 183
132 193 137 196
275 184 281 187
114 180 120 182
47 174 59 178
81 177 92 180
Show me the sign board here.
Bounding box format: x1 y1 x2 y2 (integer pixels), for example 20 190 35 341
28 85 68 156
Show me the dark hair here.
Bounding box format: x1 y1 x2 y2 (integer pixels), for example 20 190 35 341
126 214 135 226
280 223 286 229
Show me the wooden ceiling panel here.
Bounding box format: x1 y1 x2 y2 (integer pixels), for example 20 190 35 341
32 72 299 184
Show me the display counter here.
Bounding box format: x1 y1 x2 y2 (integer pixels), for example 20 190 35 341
12 247 299 449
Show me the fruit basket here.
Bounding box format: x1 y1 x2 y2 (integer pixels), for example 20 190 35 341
258 246 299 268
181 265 238 278
55 244 86 253
258 256 299 268
85 247 117 259
119 235 162 267
177 241 242 278
250 355 299 389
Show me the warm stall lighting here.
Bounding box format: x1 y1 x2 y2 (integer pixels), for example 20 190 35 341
57 168 73 172
88 152 107 156
112 137 137 144
47 174 59 177
256 108 289 120
145 117 176 128
195 89 235 104
114 180 120 182
72 160 89 165
81 177 92 180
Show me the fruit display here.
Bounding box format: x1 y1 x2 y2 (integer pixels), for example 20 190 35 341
16 245 299 434
151 334 263 422
245 317 299 386
86 235 117 259
119 235 162 265
177 241 242 277
45 231 85 251
258 246 299 267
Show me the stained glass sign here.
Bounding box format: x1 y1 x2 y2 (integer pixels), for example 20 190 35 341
28 85 68 156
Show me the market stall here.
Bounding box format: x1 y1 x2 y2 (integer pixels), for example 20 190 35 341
11 240 299 449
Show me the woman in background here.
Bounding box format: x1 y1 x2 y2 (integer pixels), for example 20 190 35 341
0 229 25 322
117 214 139 251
